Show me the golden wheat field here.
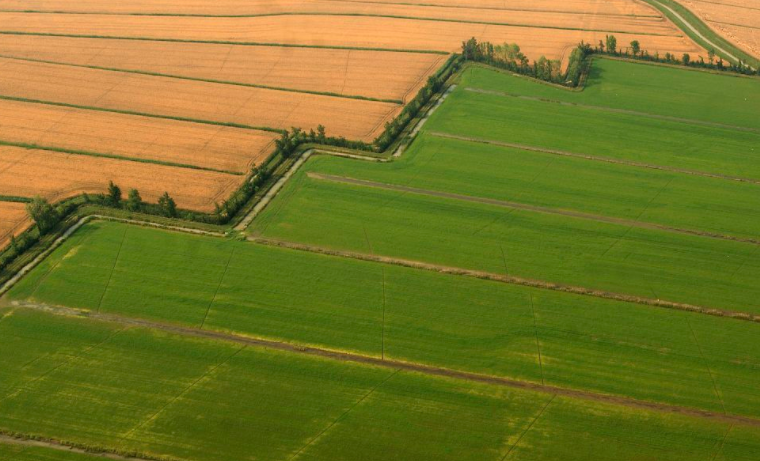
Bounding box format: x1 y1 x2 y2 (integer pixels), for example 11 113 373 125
681 0 760 59
0 98 277 173
0 202 28 248
0 146 240 212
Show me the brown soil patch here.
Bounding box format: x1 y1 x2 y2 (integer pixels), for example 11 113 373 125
0 145 240 212
0 13 704 61
0 202 29 249
0 35 447 103
0 58 399 142
681 0 760 59
0 98 276 173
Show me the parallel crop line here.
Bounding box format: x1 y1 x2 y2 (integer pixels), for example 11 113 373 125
13 301 759 428
248 237 760 324
0 54 403 104
500 394 556 461
308 172 760 246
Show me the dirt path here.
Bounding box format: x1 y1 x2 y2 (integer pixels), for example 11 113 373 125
308 172 760 246
429 131 760 186
248 237 760 323
7 300 760 429
464 87 760 134
0 433 158 461
647 0 741 63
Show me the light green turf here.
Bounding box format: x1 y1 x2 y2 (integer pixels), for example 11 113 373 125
305 133 760 241
428 84 760 181
7 221 760 418
460 59 760 130
1 308 758 461
251 166 760 315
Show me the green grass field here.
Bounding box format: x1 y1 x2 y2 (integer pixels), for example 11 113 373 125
7 221 760 419
0 444 106 461
0 307 758 461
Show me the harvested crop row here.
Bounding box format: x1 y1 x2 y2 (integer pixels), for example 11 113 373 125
0 58 399 141
0 146 240 212
0 98 276 173
0 35 447 102
681 0 760 58
0 13 705 61
0 0 660 16
0 202 28 248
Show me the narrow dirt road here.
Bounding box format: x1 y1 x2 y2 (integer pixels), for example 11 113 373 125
7 300 760 429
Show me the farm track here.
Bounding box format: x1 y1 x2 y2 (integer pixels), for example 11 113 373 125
0 12 680 36
429 131 760 185
248 237 760 323
0 434 154 461
307 172 760 245
6 300 760 429
464 87 760 135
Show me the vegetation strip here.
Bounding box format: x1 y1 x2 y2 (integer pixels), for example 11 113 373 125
463 87 760 134
0 12 679 37
0 435 159 461
6 299 760 429
0 31 449 55
248 237 760 323
0 140 242 176
0 54 403 105
429 131 760 186
0 196 31 203
0 95 283 134
309 172 760 246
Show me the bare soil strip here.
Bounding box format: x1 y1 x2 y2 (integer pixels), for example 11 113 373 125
5 300 760 428
308 172 760 246
429 131 760 186
248 237 760 323
464 87 760 135
0 434 154 461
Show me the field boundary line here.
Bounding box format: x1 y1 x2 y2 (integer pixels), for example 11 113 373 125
308 172 760 246
429 131 760 186
687 317 727 414
0 95 283 134
287 369 399 460
463 87 760 135
247 237 760 323
8 300 760 428
500 394 556 461
0 433 173 461
0 139 242 176
0 12 679 37
0 54 403 105
120 346 246 442
0 216 225 298
0 31 449 55
95 227 128 313
200 247 236 329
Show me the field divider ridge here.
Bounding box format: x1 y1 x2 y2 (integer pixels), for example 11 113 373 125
0 31 450 55
308 172 760 246
463 87 760 135
6 300 760 429
0 139 243 175
247 237 760 323
429 131 760 186
0 12 680 37
0 54 404 105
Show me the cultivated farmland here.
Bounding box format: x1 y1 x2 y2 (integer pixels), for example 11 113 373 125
681 0 760 59
0 202 27 248
0 146 239 211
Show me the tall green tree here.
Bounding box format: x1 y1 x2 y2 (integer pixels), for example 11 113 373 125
682 53 691 65
26 196 59 234
107 181 122 207
630 40 640 57
605 35 617 54
126 189 142 211
158 192 177 218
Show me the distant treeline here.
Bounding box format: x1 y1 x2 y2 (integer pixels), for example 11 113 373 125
461 36 759 88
